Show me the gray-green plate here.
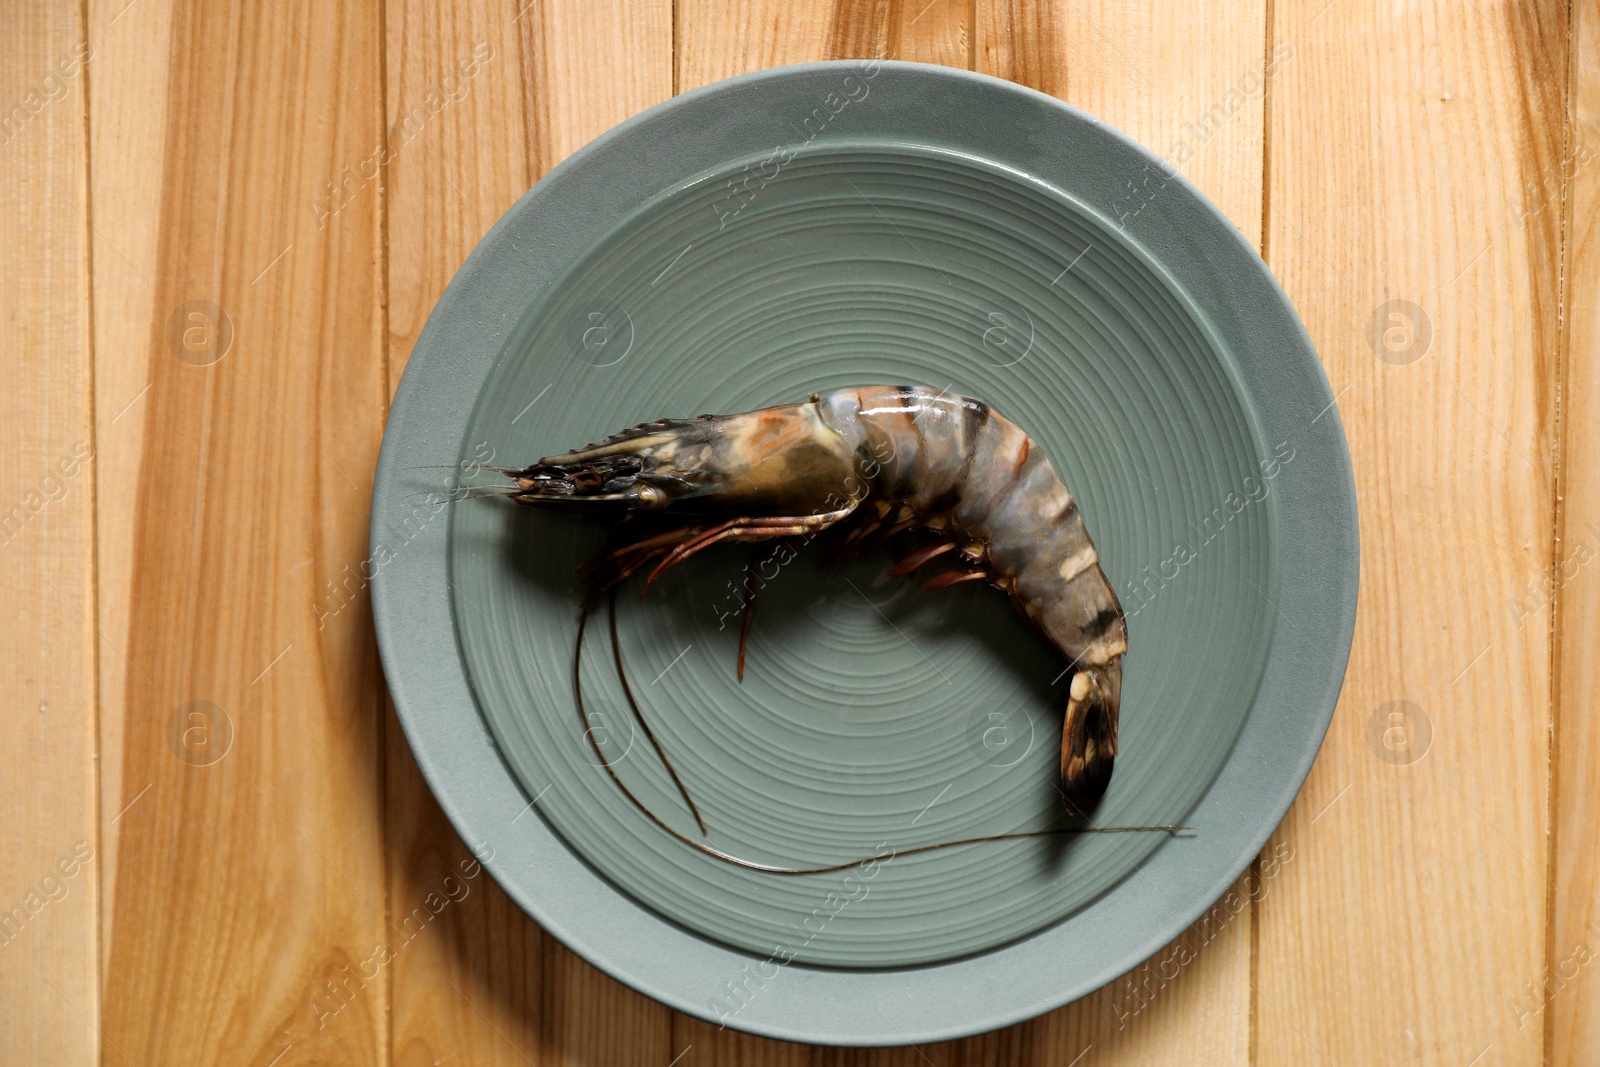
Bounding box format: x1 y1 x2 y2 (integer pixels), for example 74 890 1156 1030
372 61 1357 1046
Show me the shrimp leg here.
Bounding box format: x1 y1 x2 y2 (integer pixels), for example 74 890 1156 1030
642 505 857 590
889 538 958 576
588 525 712 592
737 541 787 681
922 567 990 590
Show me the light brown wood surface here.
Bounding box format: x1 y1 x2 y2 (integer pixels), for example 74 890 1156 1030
0 0 1587 1063
1554 0 1600 1062
1261 2 1563 1065
1 3 95 1062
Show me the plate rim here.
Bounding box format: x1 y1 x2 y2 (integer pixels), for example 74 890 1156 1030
372 58 1359 1046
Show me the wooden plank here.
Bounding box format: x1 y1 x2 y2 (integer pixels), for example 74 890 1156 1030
382 2 676 1064
84 0 172 958
673 0 1261 1063
676 0 970 92
0 2 96 1063
1259 1 1564 1065
1552 1 1600 1062
89 1 389 1063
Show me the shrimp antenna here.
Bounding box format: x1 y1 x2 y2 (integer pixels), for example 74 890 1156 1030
444 488 525 503
401 487 502 500
574 575 1193 876
607 588 709 835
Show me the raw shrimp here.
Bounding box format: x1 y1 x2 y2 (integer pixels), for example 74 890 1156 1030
486 385 1127 814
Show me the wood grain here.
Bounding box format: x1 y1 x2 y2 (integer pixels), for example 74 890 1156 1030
382 2 676 1064
1552 1 1600 1062
1259 1 1565 1065
89 0 389 1063
85 0 172 946
0 3 95 1064
676 0 970 91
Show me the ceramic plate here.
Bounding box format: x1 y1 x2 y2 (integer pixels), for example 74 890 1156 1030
371 60 1357 1045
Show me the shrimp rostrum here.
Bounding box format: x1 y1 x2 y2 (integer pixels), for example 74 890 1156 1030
488 386 1128 812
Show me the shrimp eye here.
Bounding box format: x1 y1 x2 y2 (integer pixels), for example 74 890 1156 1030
635 485 668 508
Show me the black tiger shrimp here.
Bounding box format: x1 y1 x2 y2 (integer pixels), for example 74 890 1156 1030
484 385 1128 815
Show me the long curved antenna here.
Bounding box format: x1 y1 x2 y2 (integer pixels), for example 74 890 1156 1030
573 595 1190 876
607 589 708 835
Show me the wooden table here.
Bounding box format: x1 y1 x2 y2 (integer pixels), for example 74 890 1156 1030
4 1 1593 1063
